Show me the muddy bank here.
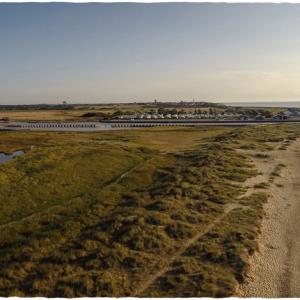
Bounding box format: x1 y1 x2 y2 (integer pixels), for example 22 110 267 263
238 138 300 297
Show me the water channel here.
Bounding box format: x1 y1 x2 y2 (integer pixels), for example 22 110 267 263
0 150 25 165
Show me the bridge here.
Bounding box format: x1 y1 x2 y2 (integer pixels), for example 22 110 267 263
20 122 97 129
1 119 300 132
1 122 101 131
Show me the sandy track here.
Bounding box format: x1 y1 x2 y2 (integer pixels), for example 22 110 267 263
239 138 300 297
106 155 158 186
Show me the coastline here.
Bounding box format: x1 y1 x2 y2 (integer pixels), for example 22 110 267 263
238 138 300 297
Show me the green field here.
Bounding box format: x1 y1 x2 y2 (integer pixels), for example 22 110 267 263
1 125 300 297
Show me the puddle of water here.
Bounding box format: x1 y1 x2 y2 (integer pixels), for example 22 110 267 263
0 150 25 165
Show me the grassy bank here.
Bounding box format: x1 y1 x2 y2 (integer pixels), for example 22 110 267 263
1 125 300 297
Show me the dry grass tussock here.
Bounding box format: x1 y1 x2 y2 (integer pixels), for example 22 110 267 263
1 124 300 296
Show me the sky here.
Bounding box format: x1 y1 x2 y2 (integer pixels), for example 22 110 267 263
1 3 300 104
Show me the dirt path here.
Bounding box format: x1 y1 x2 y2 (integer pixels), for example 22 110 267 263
134 203 244 297
106 155 158 186
238 138 300 297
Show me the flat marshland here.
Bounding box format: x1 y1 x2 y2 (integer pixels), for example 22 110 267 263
1 125 300 297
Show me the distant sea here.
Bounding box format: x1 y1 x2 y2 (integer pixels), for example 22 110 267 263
225 101 300 108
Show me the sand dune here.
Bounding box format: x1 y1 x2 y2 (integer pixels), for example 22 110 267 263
239 139 300 297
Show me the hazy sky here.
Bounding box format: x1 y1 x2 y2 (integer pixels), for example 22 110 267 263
1 3 300 104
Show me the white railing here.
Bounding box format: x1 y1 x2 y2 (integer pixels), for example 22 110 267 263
21 122 97 129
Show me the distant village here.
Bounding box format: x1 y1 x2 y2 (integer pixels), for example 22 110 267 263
1 101 300 122
114 108 300 121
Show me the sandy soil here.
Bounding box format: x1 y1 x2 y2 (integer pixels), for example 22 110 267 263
238 138 300 297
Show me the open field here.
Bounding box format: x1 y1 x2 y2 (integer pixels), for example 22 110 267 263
1 124 300 297
0 109 91 121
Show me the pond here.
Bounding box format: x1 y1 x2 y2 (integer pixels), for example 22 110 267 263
0 150 25 165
